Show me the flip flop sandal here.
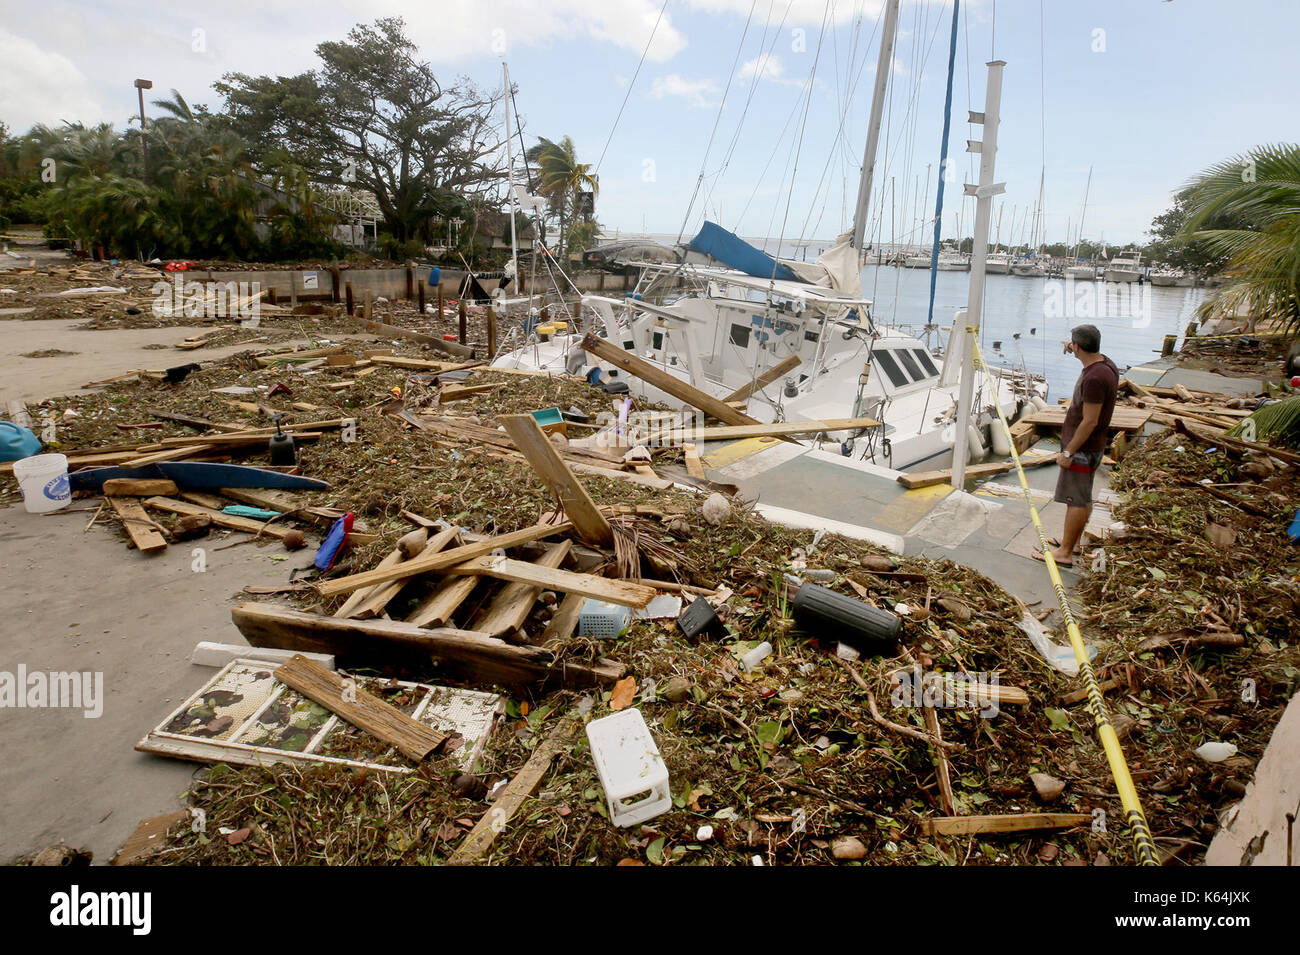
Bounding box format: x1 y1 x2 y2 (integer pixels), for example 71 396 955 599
1032 548 1073 568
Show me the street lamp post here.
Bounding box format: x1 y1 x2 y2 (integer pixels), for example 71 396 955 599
134 78 153 183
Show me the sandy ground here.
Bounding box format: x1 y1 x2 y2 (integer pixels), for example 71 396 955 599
0 502 299 864
0 318 277 404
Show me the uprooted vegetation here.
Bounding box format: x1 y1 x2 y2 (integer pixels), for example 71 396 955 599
8 337 1297 866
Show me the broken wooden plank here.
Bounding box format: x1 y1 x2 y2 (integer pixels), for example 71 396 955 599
274 654 446 763
538 591 585 650
580 332 760 427
896 453 1055 490
143 495 301 541
472 540 572 638
658 416 880 444
440 382 503 402
1008 420 1038 455
450 555 656 608
128 444 219 467
1023 405 1152 432
920 812 1093 837
359 317 474 358
446 720 577 865
113 811 190 866
407 575 480 629
499 414 614 547
107 497 168 554
254 345 346 367
722 353 802 403
348 527 459 620
682 443 705 479
314 521 575 597
101 478 178 497
232 602 624 688
568 461 673 490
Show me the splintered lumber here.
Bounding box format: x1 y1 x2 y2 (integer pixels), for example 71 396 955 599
440 382 503 402
1023 405 1152 432
274 654 446 762
254 345 346 366
472 540 573 638
143 495 301 541
896 453 1055 490
232 602 624 688
359 316 474 358
370 355 481 372
499 414 614 547
722 353 802 403
407 575 480 629
128 444 218 467
345 527 459 620
920 813 1093 837
315 521 575 597
683 443 705 479
450 555 656 608
158 418 349 443
446 720 578 865
101 478 178 497
658 416 880 444
538 591 585 650
113 812 190 866
107 497 168 554
581 332 760 427
1173 418 1300 465
569 461 673 490
215 488 368 532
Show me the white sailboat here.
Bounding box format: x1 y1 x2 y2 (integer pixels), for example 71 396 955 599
490 0 1045 472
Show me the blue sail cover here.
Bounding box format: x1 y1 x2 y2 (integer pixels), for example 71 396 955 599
687 221 801 282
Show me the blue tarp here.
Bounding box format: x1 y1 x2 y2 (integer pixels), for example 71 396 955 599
687 221 801 282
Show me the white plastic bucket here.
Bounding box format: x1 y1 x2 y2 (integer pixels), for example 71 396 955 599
13 453 71 513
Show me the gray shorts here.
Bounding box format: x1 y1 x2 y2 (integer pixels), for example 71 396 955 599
1054 451 1103 507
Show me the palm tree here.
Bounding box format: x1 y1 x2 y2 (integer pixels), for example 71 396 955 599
524 136 597 259
1179 143 1300 333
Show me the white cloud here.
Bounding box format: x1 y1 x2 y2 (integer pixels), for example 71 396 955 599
0 29 103 131
739 52 784 82
647 74 719 109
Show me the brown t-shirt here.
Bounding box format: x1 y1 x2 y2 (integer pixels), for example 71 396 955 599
1062 355 1119 454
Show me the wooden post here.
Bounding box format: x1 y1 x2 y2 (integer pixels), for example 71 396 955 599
1161 334 1177 357
364 291 373 324
289 272 298 309
330 267 341 303
345 283 354 316
437 284 444 320
267 288 278 307
487 306 498 357
417 281 426 314
458 299 468 344
405 266 414 300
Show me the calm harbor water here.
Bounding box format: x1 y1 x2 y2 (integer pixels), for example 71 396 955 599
858 265 1209 400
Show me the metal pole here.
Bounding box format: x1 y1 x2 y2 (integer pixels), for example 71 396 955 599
850 0 901 252
951 60 1006 488
503 63 520 292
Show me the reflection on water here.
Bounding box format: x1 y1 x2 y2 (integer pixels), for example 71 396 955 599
859 265 1208 399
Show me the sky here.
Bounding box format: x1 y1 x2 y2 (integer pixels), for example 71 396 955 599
3 0 1298 248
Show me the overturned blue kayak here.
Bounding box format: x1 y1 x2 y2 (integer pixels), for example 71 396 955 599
70 461 330 493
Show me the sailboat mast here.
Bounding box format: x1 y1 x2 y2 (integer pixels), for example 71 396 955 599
503 62 519 290
1072 165 1092 262
850 0 902 252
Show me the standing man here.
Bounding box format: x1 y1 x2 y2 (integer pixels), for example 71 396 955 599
1034 323 1119 568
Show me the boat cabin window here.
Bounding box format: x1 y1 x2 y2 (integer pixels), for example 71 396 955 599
872 345 941 392
730 323 750 348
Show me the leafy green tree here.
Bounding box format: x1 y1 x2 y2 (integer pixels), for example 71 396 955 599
216 17 504 244
1179 143 1300 331
1146 187 1232 274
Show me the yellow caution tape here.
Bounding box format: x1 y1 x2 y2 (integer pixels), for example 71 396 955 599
968 331 1158 866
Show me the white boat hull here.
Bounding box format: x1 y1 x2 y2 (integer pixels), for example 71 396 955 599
1104 268 1141 282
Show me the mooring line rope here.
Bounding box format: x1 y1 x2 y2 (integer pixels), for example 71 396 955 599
968 332 1158 866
